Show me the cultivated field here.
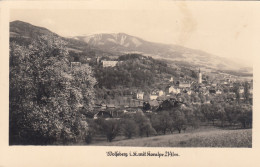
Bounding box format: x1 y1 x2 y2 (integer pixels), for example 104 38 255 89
95 128 252 147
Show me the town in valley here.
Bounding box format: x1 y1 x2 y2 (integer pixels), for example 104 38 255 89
9 20 253 147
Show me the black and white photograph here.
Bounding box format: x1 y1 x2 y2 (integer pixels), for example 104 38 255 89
8 4 254 146
1 0 260 166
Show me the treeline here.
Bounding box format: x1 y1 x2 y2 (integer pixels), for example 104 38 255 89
154 98 252 132
85 98 252 143
87 113 156 143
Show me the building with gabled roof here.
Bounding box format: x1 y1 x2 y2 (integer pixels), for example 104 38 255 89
239 86 244 94
150 94 158 100
71 62 81 68
165 85 180 94
178 81 191 88
102 60 118 67
136 91 144 100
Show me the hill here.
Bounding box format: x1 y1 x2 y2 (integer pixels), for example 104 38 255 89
75 33 252 72
93 53 198 91
93 128 252 147
9 20 200 87
10 20 113 61
10 20 252 75
10 20 252 87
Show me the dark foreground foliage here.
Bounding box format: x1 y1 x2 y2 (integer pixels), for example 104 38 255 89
9 35 96 145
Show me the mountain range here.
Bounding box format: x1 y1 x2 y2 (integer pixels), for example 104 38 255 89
10 20 112 58
10 20 252 73
75 33 251 72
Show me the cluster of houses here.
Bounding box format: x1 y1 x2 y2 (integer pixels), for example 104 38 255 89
135 69 253 104
135 69 200 100
70 61 253 119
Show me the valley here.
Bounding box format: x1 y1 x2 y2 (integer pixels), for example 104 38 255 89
9 20 253 146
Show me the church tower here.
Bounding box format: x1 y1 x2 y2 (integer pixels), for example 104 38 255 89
198 68 202 84
96 56 100 64
170 76 174 82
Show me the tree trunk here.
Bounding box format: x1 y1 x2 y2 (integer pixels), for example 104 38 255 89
163 129 166 135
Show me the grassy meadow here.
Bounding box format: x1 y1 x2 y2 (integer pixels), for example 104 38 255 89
93 128 252 147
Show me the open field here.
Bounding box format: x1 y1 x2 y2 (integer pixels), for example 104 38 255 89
93 128 252 147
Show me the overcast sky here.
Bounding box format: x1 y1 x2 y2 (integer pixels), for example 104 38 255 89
10 2 259 66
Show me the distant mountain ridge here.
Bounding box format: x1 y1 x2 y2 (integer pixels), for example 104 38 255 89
10 20 112 58
76 33 149 50
10 20 56 37
75 33 252 72
9 20 252 73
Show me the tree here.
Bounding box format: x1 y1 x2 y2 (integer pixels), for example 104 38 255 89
191 70 197 79
134 113 156 137
171 110 187 133
215 105 226 127
198 93 206 103
233 83 241 104
157 98 177 111
143 102 151 111
9 35 96 145
84 118 98 144
182 107 201 129
99 119 121 142
237 104 252 128
151 111 172 134
244 82 250 103
201 104 217 125
224 104 240 126
122 119 138 139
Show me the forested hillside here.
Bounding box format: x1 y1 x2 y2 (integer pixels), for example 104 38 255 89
94 54 198 90
10 20 113 62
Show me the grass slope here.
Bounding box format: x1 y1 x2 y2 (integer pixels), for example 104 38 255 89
95 129 252 147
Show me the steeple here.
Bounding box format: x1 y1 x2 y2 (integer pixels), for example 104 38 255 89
198 68 202 84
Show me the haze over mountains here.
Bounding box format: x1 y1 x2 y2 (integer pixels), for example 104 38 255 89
75 33 251 72
10 20 252 73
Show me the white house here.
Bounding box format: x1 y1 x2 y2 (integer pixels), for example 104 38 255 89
178 82 191 88
102 61 118 67
249 88 253 94
136 92 144 100
150 94 158 100
71 62 81 68
216 90 222 94
239 86 244 94
158 90 165 96
166 86 180 94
